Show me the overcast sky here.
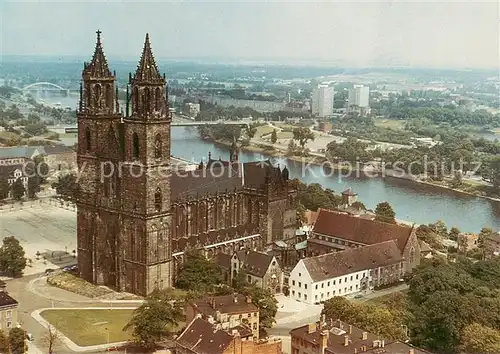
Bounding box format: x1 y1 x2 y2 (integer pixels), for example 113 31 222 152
1 0 499 68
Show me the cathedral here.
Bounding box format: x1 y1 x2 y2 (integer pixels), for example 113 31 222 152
76 31 297 296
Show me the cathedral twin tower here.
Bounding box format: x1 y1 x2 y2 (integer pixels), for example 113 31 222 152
76 31 174 295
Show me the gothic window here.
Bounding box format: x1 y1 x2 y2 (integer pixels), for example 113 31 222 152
133 87 139 113
132 132 140 159
106 84 113 108
410 246 416 265
154 188 162 212
85 128 91 152
144 87 151 112
155 87 161 111
94 84 101 108
154 134 162 159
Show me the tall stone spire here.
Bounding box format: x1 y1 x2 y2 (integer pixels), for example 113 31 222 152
133 33 163 83
83 30 113 79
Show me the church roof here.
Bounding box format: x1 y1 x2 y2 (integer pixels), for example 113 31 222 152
133 33 163 84
83 30 112 79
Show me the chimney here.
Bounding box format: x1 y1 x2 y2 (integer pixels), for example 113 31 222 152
234 295 238 303
349 325 352 334
344 335 350 346
354 349 358 354
246 296 252 304
362 332 368 340
210 297 216 309
381 340 385 348
339 320 343 329
409 350 414 354
307 323 316 334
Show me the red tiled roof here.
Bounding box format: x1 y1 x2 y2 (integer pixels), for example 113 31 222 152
176 317 233 354
191 294 258 317
313 209 413 252
236 250 275 278
302 241 403 282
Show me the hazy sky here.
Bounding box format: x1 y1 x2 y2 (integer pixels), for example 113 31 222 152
1 0 499 68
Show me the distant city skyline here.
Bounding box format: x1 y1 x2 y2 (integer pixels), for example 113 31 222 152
1 0 498 69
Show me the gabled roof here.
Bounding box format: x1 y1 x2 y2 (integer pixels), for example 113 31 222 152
235 250 275 278
0 147 39 159
313 209 413 252
176 317 233 354
0 292 18 308
302 240 403 282
133 33 164 84
191 294 258 317
83 30 113 79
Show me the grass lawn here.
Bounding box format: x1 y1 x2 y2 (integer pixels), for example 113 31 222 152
0 131 20 140
373 119 406 130
277 131 293 139
41 309 134 346
255 125 275 137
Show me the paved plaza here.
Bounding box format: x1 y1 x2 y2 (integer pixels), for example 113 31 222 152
0 201 77 276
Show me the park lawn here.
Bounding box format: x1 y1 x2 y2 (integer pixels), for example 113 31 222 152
255 125 275 137
0 131 20 140
277 131 293 139
41 309 134 346
374 119 406 130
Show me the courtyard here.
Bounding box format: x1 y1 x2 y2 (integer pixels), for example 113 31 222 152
0 201 77 276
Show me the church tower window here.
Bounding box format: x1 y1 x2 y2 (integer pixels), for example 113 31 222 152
85 128 91 152
132 132 140 158
94 84 101 108
154 134 162 159
155 87 161 111
154 188 162 212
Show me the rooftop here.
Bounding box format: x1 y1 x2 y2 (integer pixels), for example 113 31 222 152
191 293 258 317
313 209 414 252
235 250 276 278
302 240 402 282
176 317 233 354
0 292 18 308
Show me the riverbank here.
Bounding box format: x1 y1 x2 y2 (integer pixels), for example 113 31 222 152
210 136 500 204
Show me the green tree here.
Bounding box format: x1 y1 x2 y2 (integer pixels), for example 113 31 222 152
321 296 357 321
0 177 9 201
374 201 396 224
124 289 183 350
448 226 460 241
240 285 278 329
292 127 315 149
490 156 500 192
478 227 494 250
350 201 366 211
0 236 27 277
270 129 278 144
0 330 7 353
175 251 224 292
245 123 258 139
8 327 26 354
461 323 500 354
11 178 25 201
52 173 79 201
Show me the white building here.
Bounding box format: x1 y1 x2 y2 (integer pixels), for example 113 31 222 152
348 85 370 108
311 85 334 117
289 241 403 305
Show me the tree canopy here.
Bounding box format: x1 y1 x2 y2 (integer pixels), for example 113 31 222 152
374 201 396 224
175 251 224 293
0 236 27 277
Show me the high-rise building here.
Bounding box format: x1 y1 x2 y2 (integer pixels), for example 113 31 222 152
311 85 334 117
348 85 370 108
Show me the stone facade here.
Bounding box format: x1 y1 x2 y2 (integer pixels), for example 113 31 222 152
76 32 297 296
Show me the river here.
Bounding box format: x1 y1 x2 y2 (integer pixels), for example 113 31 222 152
172 127 500 233
41 95 500 232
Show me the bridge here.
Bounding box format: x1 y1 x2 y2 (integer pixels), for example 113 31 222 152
22 82 74 96
47 120 249 134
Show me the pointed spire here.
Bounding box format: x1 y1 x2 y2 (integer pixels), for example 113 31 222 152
83 30 113 79
133 33 163 83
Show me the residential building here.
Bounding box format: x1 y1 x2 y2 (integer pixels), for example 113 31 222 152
42 145 76 172
176 316 281 354
0 146 41 166
185 293 260 339
312 85 334 117
457 232 478 254
183 102 201 117
340 188 357 208
290 317 433 354
230 250 283 294
0 164 29 198
348 85 370 108
0 282 18 331
289 241 403 304
308 209 421 274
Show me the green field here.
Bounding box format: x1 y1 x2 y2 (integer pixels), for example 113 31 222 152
255 125 275 137
41 309 134 346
